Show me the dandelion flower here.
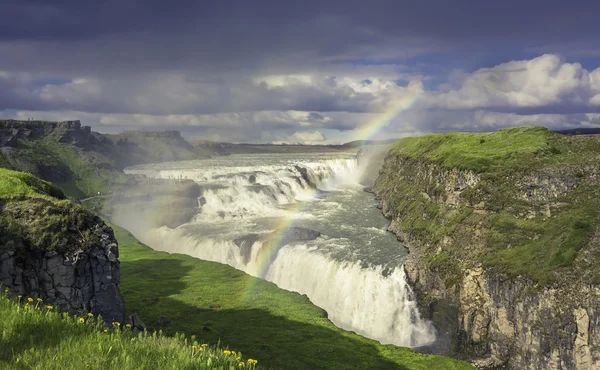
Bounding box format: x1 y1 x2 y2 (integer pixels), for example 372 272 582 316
236 357 241 361
46 305 53 309
36 298 42 302
87 313 94 317
201 344 208 347
239 363 245 367
247 359 258 364
232 351 236 355
17 295 22 299
27 297 33 303
224 350 231 355
192 345 197 349
79 317 85 323
125 324 132 329
103 329 108 333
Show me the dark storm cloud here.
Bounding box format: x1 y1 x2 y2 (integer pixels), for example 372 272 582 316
3 0 600 75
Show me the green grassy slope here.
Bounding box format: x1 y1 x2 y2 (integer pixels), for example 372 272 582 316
0 168 64 199
114 224 474 370
377 127 600 284
0 293 262 370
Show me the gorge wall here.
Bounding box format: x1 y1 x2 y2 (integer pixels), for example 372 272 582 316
374 128 600 369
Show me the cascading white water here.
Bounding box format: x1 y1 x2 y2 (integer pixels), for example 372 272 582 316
123 152 437 348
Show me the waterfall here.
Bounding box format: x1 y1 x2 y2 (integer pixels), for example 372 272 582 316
121 153 437 348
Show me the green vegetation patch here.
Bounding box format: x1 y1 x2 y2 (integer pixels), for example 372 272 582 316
0 292 262 370
114 224 474 370
0 168 64 199
0 197 102 254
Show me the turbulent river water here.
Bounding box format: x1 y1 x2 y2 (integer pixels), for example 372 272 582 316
123 152 436 347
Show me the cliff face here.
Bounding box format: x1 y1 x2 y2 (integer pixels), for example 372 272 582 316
0 169 125 323
374 128 600 369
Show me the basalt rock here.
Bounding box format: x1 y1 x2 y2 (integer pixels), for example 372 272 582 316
294 165 316 188
0 219 125 324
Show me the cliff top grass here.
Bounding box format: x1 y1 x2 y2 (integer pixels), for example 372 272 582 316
390 126 599 173
0 169 104 254
112 223 474 370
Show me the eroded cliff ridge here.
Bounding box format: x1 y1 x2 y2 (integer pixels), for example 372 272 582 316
0 168 125 323
374 127 600 369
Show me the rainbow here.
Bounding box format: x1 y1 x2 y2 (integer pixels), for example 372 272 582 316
351 84 423 142
242 188 318 299
244 90 420 297
244 188 316 275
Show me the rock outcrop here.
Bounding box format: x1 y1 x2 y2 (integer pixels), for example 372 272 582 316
0 196 125 324
374 129 600 369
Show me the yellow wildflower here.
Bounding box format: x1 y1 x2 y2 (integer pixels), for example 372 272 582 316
87 313 94 317
232 351 236 355
17 295 22 299
112 322 121 327
103 329 108 333
27 297 33 303
36 298 42 302
239 363 245 367
125 324 132 329
224 350 231 355
201 343 208 347
199 347 204 352
236 357 241 361
192 345 198 349
46 305 53 310
247 359 258 364
78 317 85 323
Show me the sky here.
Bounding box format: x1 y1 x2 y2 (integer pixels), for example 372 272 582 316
2 1 600 144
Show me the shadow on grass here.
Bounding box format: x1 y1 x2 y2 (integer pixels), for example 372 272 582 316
120 257 411 370
0 318 86 363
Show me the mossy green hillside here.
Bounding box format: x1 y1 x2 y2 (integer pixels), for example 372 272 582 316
13 137 129 198
376 127 600 284
114 224 474 370
0 293 263 370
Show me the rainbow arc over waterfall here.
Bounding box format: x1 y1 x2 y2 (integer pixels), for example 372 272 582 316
244 90 421 296
351 86 422 142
